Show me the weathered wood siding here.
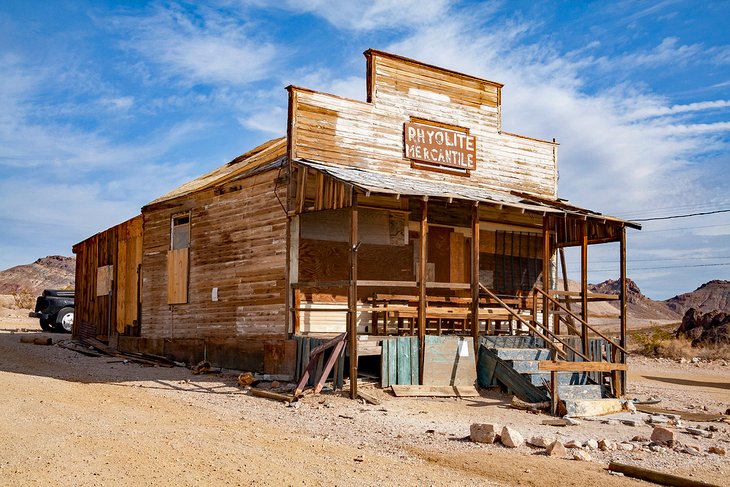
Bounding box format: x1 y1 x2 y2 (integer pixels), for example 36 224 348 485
72 215 143 338
141 170 288 340
289 50 557 198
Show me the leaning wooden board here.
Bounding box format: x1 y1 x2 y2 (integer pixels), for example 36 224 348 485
422 336 476 386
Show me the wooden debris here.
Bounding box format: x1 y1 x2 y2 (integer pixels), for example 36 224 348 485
357 390 381 405
19 337 52 346
250 389 295 403
636 405 727 422
390 385 479 398
56 341 103 357
608 461 723 487
510 397 549 412
192 360 211 375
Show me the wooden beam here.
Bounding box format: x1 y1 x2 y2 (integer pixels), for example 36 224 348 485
542 216 551 337
471 202 480 356
418 198 428 385
558 247 575 335
538 361 628 372
619 225 628 395
608 462 722 487
348 193 359 399
580 220 588 354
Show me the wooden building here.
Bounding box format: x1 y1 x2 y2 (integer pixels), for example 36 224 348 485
73 50 639 398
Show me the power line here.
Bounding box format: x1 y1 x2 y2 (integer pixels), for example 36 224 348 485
632 209 730 222
617 201 730 219
633 223 730 234
573 262 730 272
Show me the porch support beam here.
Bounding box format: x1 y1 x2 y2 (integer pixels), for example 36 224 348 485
542 216 551 337
471 202 480 355
418 198 428 384
619 225 627 395
581 221 589 355
348 193 359 399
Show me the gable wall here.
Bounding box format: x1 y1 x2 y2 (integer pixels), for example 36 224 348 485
140 169 289 340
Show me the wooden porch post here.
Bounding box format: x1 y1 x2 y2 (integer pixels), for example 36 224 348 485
418 197 428 384
581 220 589 355
348 193 359 399
471 202 480 355
619 225 627 395
542 216 551 336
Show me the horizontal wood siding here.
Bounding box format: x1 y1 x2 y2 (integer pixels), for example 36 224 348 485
72 215 143 339
289 52 557 198
141 170 288 340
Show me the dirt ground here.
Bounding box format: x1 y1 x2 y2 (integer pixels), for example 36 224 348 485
0 311 728 486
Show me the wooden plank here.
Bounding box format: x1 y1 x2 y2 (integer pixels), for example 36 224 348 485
410 336 419 385
251 389 295 403
397 337 411 385
478 347 549 403
538 361 628 372
388 339 397 387
422 336 476 386
390 385 479 397
608 462 723 487
380 338 390 387
348 194 359 399
418 199 427 383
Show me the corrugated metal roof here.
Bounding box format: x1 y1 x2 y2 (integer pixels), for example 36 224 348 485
296 159 640 228
145 137 286 207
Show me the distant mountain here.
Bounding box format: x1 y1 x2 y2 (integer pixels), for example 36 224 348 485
665 280 730 315
0 256 76 296
587 278 682 320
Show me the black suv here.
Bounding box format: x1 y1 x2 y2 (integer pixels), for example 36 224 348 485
30 289 74 333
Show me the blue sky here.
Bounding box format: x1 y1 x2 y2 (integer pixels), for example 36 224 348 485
1 0 728 299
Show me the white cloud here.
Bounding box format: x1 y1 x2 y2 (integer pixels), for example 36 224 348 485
253 0 452 31
116 4 278 86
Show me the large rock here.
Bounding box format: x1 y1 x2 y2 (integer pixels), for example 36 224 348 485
676 308 730 346
573 450 592 461
527 436 554 448
650 426 675 446
470 423 500 444
546 440 567 457
500 426 524 448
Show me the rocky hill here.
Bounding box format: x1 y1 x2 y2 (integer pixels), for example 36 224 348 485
0 256 76 296
588 278 682 320
664 280 730 315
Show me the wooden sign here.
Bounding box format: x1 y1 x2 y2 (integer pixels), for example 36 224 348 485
404 121 476 173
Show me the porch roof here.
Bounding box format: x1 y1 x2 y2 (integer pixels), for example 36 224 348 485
296 159 640 230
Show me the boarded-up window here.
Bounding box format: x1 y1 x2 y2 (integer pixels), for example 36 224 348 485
171 214 190 250
168 213 190 304
96 265 113 296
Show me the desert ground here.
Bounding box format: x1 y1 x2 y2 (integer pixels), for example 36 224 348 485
0 307 728 486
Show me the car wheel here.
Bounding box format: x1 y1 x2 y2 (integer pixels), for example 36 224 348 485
40 318 53 332
55 308 74 333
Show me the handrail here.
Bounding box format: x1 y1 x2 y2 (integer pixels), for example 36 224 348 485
479 283 590 362
533 287 627 355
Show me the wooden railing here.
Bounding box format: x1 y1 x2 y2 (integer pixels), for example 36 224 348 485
478 283 589 361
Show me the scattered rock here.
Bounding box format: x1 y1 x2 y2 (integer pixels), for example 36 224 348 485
623 401 637 413
354 455 364 462
573 450 592 462
602 419 620 426
527 436 553 448
237 372 255 387
650 426 675 446
680 445 702 456
564 439 583 449
648 415 669 424
546 440 567 457
685 427 712 438
650 445 667 453
632 435 649 442
470 423 500 444
598 439 616 451
500 426 524 448
618 443 634 451
584 439 599 450
708 446 726 455
270 380 281 389
621 419 639 427
564 417 581 426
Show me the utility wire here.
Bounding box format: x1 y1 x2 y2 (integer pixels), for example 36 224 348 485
574 262 730 272
632 209 730 222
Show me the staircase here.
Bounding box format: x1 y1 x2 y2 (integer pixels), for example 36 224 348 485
477 336 624 417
